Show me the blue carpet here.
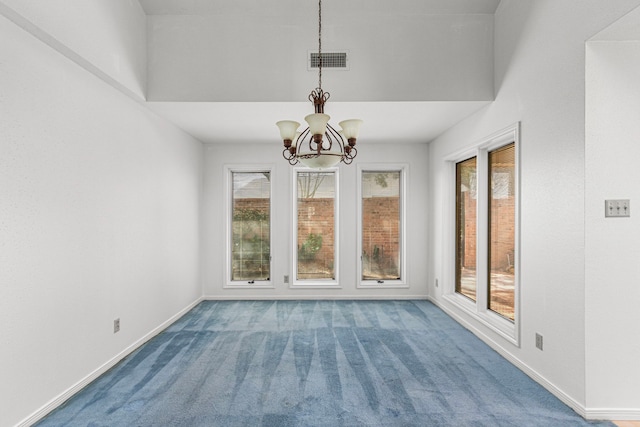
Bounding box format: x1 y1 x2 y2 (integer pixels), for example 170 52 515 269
36 300 612 426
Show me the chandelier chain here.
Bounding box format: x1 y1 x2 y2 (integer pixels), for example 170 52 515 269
318 0 322 90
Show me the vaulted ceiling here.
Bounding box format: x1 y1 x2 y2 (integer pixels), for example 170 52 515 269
138 0 501 144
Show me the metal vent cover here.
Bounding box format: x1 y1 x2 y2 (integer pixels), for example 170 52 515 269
308 52 348 70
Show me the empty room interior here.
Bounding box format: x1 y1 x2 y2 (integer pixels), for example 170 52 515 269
2 0 640 426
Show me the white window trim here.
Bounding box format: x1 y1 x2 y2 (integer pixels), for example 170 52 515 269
290 166 341 288
357 164 408 289
223 164 274 289
442 123 521 346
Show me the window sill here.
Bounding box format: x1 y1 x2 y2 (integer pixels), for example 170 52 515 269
443 293 519 347
290 282 341 289
224 282 274 289
358 281 408 289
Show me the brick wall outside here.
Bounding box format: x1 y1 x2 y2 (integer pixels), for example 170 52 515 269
232 199 270 279
489 197 515 271
362 197 400 277
235 194 514 276
233 198 270 243
235 197 400 277
297 198 335 273
462 192 477 268
462 193 515 271
234 198 270 216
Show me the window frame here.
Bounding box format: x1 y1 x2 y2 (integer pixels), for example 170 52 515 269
223 164 274 289
290 166 340 288
357 164 408 289
443 123 520 345
455 155 478 301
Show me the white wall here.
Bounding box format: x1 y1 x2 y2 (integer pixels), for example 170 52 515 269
146 11 494 102
427 0 640 416
0 10 202 427
0 0 147 99
585 38 640 416
202 142 429 299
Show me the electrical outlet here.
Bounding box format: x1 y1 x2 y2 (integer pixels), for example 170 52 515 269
114 318 120 334
284 275 289 284
535 333 543 351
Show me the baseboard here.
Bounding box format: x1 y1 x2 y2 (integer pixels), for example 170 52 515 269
426 296 588 418
16 297 204 427
20 296 635 425
203 294 429 301
585 408 640 421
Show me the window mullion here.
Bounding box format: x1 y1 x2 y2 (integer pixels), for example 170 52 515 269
476 149 490 314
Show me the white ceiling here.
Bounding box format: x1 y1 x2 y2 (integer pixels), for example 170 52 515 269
139 0 500 144
591 3 640 41
146 101 491 145
139 0 501 16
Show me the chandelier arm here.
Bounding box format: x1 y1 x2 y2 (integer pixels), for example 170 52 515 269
308 133 316 154
324 132 332 151
342 146 356 164
326 123 345 153
283 148 295 162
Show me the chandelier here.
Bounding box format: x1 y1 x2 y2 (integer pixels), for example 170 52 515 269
276 0 362 168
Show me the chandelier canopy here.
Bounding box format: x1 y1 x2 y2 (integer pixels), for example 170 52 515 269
276 0 362 168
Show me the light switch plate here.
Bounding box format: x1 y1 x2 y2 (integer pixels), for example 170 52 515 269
605 199 630 217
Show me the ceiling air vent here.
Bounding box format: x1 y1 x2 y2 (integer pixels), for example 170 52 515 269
308 52 348 70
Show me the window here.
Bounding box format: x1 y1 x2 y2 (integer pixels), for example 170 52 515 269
358 165 407 287
293 170 338 285
225 167 272 287
455 157 477 301
488 143 516 320
446 124 519 343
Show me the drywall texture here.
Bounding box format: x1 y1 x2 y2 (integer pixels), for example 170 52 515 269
0 12 202 427
0 0 147 98
146 10 494 102
585 39 640 414
202 143 428 299
428 0 640 416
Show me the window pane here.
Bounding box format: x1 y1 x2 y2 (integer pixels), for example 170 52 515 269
297 171 335 280
362 171 401 280
488 143 515 320
456 157 477 301
232 172 270 281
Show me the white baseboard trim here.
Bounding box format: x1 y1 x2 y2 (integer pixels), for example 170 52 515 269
203 295 428 301
16 297 204 427
20 296 635 425
427 296 588 418
430 296 640 421
585 408 640 421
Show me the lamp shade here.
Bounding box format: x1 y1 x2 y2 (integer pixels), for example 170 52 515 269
299 154 342 169
338 119 363 139
305 114 330 135
276 120 300 141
